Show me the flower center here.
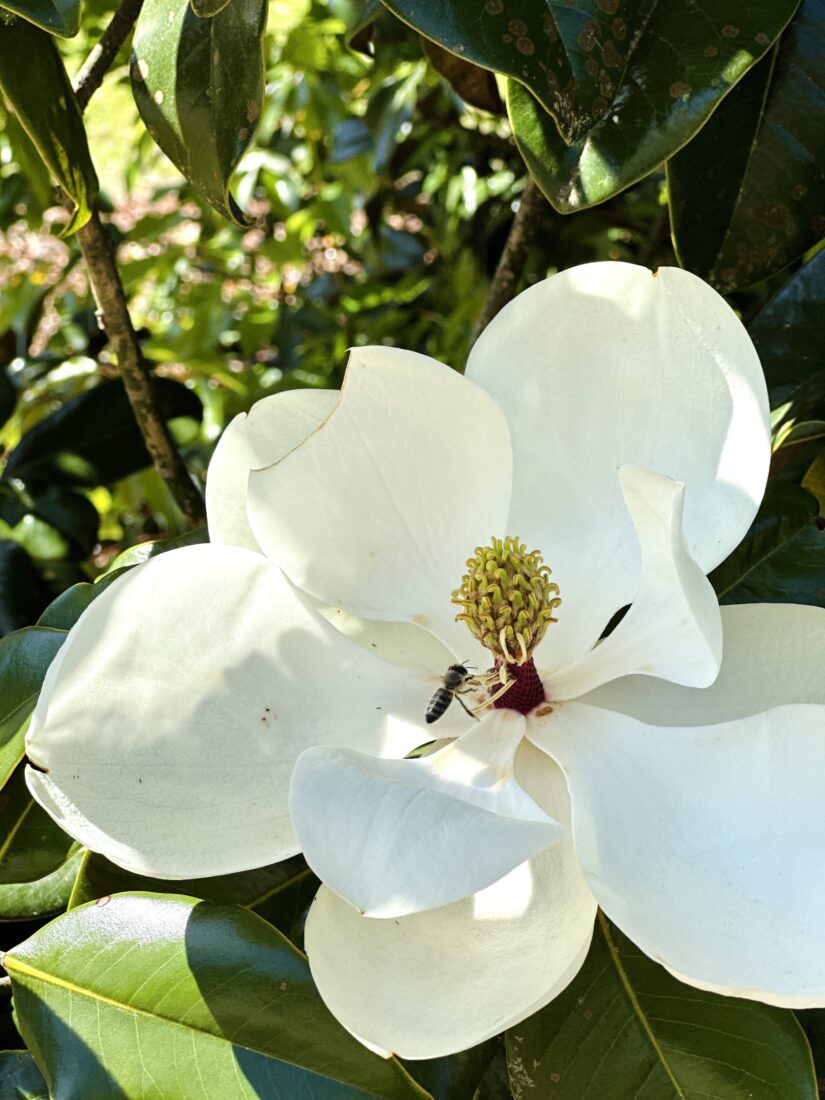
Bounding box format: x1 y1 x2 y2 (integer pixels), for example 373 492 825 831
451 536 561 715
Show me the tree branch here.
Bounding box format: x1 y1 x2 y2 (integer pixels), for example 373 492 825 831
76 212 207 527
68 0 206 527
471 176 547 345
74 0 144 111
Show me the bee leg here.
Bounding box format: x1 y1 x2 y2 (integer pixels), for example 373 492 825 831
455 694 480 721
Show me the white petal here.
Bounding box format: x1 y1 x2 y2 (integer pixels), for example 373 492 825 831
581 603 825 724
548 467 722 698
290 710 562 918
304 743 596 1059
247 346 512 653
25 545 431 879
205 389 338 551
467 262 770 664
531 698 825 1007
316 606 453 673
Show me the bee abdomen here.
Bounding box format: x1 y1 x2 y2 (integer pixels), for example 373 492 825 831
426 688 452 724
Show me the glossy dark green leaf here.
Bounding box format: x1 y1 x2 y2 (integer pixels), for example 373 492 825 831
506 914 816 1099
0 765 78 886
0 847 83 921
710 482 825 606
0 1051 48 1099
190 0 232 16
0 0 79 36
7 893 431 1099
67 850 313 913
0 18 97 233
4 378 202 488
27 486 99 558
0 544 51 638
0 626 64 785
382 0 797 212
669 0 825 293
131 0 266 224
405 1041 499 1100
748 247 825 410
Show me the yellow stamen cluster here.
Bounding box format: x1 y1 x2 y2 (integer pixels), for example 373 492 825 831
451 536 561 664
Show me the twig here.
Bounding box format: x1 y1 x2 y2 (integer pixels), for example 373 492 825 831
74 0 144 111
76 212 207 527
67 0 206 527
471 176 547 344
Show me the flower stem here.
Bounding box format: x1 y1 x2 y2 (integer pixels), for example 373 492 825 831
67 0 207 528
471 176 547 344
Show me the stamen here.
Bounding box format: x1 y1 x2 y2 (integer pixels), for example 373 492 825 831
452 536 561 667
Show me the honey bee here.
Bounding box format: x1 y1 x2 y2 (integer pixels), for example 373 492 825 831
425 663 514 724
425 663 477 724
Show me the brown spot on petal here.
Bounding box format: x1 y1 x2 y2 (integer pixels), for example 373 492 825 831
721 25 740 38
516 36 535 55
485 0 503 12
704 44 719 57
585 57 600 77
577 21 599 51
670 81 690 98
509 19 527 34
597 0 619 12
755 31 770 47
612 17 626 39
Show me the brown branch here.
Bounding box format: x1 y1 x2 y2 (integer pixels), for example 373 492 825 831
67 0 206 527
76 213 206 526
471 176 547 345
74 0 144 111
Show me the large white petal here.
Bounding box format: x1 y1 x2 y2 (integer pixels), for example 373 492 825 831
290 710 562 918
531 698 825 1007
467 262 770 664
25 545 432 879
581 603 825 724
205 389 338 551
246 346 512 654
547 466 721 698
304 743 597 1059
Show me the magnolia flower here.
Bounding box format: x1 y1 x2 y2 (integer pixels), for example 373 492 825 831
25 263 825 1061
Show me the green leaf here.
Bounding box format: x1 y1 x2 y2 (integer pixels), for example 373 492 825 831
0 17 97 233
0 1051 49 1099
0 764 78 886
190 0 233 16
668 0 825 293
506 913 816 1099
381 0 798 212
0 543 51 637
0 0 78 36
405 1042 499 1100
0 626 64 785
131 0 266 224
748 247 825 411
0 847 83 921
710 482 825 606
4 378 202 488
7 893 431 1099
67 850 313 913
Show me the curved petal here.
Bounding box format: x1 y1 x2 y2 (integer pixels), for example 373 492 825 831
317 606 454 674
290 710 562 918
531 698 825 1007
547 466 721 699
25 545 433 879
581 603 825 725
467 262 770 665
247 346 512 654
205 389 338 551
304 743 597 1059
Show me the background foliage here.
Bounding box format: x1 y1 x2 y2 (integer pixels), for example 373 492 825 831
0 0 824 1095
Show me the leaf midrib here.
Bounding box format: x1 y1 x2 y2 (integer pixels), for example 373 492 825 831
599 912 686 1099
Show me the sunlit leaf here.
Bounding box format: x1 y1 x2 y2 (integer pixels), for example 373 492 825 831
7 893 432 1099
0 18 97 233
131 0 266 224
